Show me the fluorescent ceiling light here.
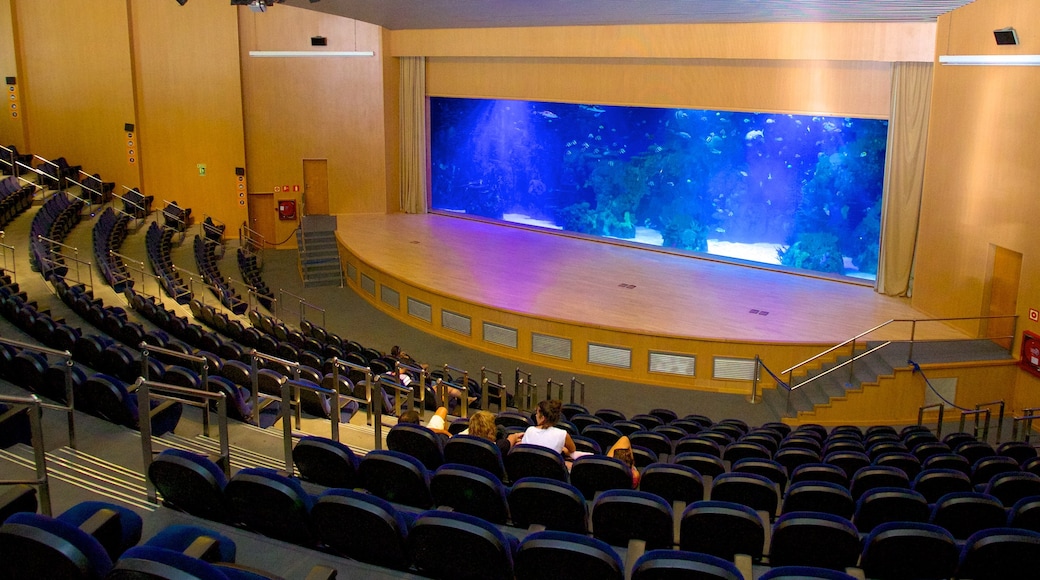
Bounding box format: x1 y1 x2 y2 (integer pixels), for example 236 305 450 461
939 54 1040 66
249 50 374 58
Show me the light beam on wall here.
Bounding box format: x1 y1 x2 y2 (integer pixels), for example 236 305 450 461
248 51 374 57
939 55 1040 66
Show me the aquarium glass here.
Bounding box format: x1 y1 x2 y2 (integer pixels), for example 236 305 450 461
430 97 888 281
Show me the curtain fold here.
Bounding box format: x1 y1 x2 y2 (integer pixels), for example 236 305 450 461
876 61 933 297
399 56 428 214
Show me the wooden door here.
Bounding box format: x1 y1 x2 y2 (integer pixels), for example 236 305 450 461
247 193 275 248
982 245 1021 349
303 159 329 216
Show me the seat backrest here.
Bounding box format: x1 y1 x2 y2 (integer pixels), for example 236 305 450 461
638 463 705 506
930 491 1007 540
505 444 569 483
769 511 860 570
853 487 930 533
570 455 634 498
859 521 959 580
310 488 412 571
430 463 510 524
293 435 359 489
631 549 744 580
591 489 674 550
386 423 445 471
146 448 230 523
224 467 315 546
781 480 855 520
515 530 623 580
0 511 114 579
408 509 516 580
958 527 1040 580
443 434 506 481
710 471 780 515
507 477 588 534
680 499 765 560
357 449 433 509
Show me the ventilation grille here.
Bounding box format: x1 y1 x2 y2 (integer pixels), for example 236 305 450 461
588 343 632 369
713 357 757 380
483 323 518 348
649 352 697 377
441 310 471 335
360 273 376 296
407 298 432 322
532 333 571 360
346 263 357 281
380 286 400 309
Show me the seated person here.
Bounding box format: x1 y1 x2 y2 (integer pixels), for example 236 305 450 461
522 399 576 457
397 407 451 443
459 410 523 454
607 435 639 488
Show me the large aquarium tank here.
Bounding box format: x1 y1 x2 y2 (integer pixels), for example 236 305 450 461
430 97 888 281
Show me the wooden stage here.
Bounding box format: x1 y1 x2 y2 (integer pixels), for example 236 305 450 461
335 213 967 392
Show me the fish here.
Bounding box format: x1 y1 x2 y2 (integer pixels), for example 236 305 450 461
537 110 558 119
739 171 748 177
822 121 840 132
716 227 726 233
580 105 606 114
677 132 692 139
765 118 775 124
745 130 764 141
675 111 689 119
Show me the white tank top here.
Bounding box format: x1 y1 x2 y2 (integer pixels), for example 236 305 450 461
522 426 567 454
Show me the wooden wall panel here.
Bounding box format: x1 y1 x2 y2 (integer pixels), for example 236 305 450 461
0 0 26 149
130 2 246 233
238 5 390 249
392 22 936 63
428 57 892 118
12 0 136 186
943 0 1040 55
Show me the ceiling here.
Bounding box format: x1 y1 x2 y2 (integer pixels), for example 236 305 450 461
279 0 978 31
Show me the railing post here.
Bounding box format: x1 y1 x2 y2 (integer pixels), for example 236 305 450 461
63 354 76 449
28 398 51 516
751 355 760 404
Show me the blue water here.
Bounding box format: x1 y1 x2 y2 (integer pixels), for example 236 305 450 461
430 97 888 280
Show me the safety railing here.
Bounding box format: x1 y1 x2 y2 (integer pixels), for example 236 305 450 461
277 377 352 474
31 154 65 190
14 157 47 192
918 403 946 438
545 378 564 401
398 361 428 417
0 337 78 448
328 357 380 448
442 364 472 418
115 185 151 229
1011 407 1040 443
240 222 267 258
279 288 326 330
960 401 1005 443
515 368 536 412
0 394 52 515
109 250 163 298
378 374 414 424
0 232 16 283
0 144 18 175
247 286 276 314
570 377 586 407
754 316 1019 415
480 366 507 412
139 344 211 435
136 379 229 503
73 169 106 214
250 350 299 429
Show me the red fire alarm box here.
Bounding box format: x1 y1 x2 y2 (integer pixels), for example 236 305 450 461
1021 331 1040 379
277 199 296 220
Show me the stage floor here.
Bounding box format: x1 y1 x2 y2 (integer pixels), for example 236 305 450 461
335 213 966 390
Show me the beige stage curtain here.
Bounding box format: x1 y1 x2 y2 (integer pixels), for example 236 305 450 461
400 56 428 214
876 61 933 297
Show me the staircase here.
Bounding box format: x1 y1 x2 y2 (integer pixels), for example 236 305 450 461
297 215 343 288
761 339 1014 418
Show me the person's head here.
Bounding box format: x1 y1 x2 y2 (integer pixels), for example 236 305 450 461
468 411 498 442
390 345 401 358
398 410 421 425
612 448 634 468
534 399 562 427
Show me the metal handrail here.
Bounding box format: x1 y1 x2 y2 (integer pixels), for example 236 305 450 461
278 288 326 329
377 374 413 422
136 379 229 503
247 286 276 313
570 377 585 406
279 378 345 474
0 235 16 283
545 378 564 401
398 361 428 417
969 401 1005 443
444 364 471 417
1011 408 1040 442
515 368 534 411
139 343 210 435
918 403 945 438
328 357 380 449
959 406 996 443
0 394 51 515
480 367 502 411
762 315 1018 400
240 223 267 256
250 350 300 429
0 337 77 448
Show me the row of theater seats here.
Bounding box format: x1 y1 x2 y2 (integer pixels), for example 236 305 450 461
29 191 83 278
121 187 154 219
146 221 191 304
0 175 35 228
35 156 81 191
0 145 32 175
203 216 226 243
149 438 1040 580
92 207 135 292
71 172 115 206
0 495 334 580
162 200 193 232
237 248 274 310
194 234 248 315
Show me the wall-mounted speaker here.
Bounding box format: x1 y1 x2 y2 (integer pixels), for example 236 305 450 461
994 27 1019 46
124 123 135 132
